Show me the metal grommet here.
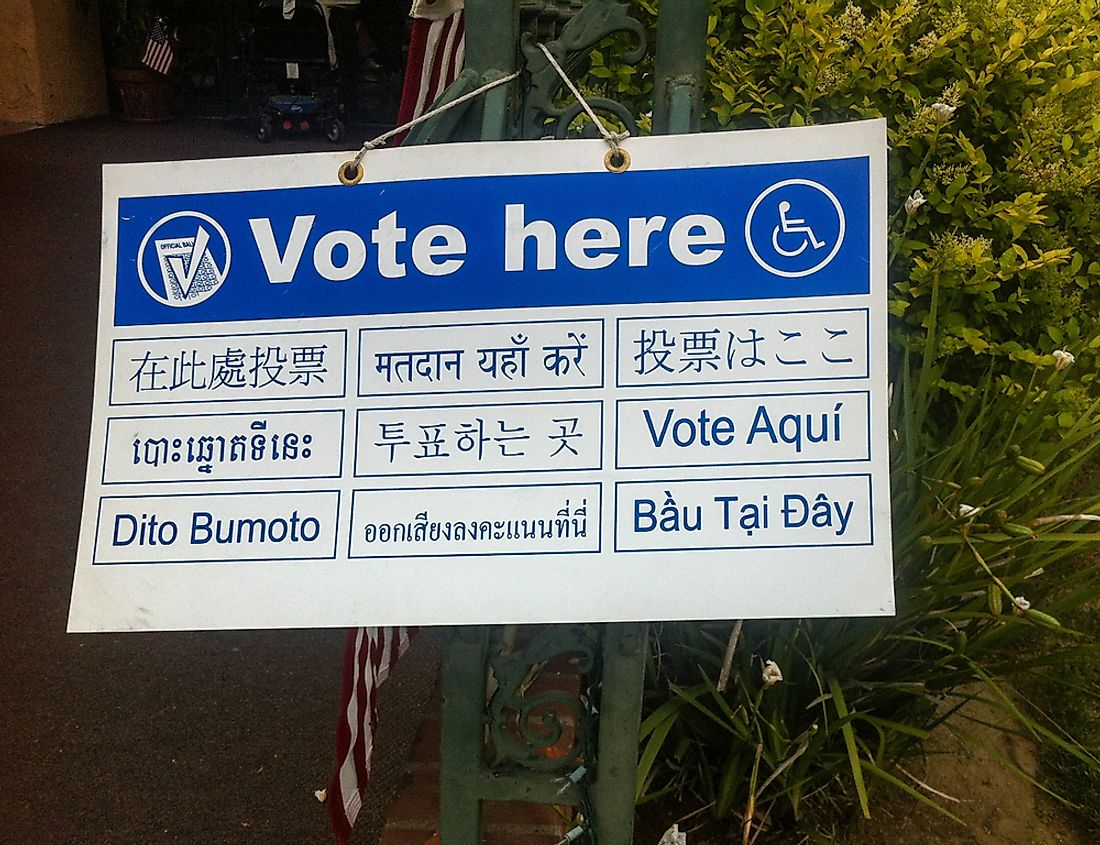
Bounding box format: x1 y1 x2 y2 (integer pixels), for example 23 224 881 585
338 160 364 186
604 147 630 173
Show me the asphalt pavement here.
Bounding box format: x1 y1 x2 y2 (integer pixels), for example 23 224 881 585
0 117 437 845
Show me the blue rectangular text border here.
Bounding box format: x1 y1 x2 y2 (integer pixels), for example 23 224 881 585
613 473 874 553
102 408 346 485
356 318 605 397
613 390 872 471
108 329 349 407
353 400 604 478
93 489 341 565
347 482 602 559
614 307 871 389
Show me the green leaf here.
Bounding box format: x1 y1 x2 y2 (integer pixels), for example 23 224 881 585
827 676 871 818
636 706 679 801
715 750 743 818
860 760 965 824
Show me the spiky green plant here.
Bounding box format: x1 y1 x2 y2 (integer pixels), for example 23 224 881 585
619 0 1100 839
637 355 1100 841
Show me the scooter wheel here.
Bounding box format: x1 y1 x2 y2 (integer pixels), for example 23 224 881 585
325 118 345 143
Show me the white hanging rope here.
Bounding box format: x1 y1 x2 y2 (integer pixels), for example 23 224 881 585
535 41 630 155
347 68 522 171
342 40 631 183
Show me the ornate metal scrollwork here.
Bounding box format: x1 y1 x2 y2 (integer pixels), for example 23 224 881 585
486 624 599 772
518 0 646 140
520 0 590 42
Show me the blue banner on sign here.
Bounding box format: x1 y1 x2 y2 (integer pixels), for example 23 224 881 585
114 157 870 326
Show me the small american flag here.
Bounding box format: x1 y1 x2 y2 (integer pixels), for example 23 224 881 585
141 17 175 76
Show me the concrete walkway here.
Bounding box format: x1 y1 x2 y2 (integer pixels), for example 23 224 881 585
0 116 437 845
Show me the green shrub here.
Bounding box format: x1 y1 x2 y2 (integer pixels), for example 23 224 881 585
617 0 1100 839
638 361 1100 840
703 0 1100 417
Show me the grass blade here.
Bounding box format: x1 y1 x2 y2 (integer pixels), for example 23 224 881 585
827 676 871 818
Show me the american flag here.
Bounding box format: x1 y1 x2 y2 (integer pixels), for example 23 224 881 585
326 7 467 843
392 6 466 146
328 626 415 843
141 17 175 76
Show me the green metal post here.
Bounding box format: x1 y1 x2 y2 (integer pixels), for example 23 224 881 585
463 0 519 140
434 8 548 835
591 622 648 845
436 9 519 831
439 626 491 843
651 0 709 135
429 4 706 843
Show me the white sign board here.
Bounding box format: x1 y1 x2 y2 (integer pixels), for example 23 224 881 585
69 120 893 631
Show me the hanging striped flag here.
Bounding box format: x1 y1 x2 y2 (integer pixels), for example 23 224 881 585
328 626 415 844
327 6 465 840
392 5 466 146
141 17 176 76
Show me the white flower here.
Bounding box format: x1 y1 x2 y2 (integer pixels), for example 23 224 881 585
1012 596 1031 615
1052 349 1075 370
904 190 926 214
762 659 784 688
958 503 981 519
314 789 327 803
930 102 957 123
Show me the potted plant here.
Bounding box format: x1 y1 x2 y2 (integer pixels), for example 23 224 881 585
99 0 176 121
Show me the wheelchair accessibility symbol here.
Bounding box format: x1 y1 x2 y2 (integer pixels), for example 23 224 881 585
745 179 845 278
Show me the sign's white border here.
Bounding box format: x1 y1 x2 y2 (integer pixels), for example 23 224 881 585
70 121 892 632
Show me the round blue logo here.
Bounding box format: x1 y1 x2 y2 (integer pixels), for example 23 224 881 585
137 211 232 307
